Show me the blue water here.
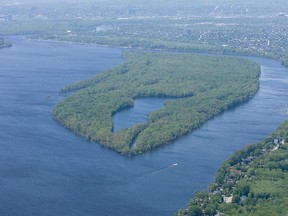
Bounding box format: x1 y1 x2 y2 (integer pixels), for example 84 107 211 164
0 37 287 216
113 97 174 132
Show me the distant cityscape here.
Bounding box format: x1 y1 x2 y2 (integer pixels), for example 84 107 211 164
0 1 287 63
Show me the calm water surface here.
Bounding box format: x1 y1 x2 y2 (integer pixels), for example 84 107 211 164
0 38 287 216
113 97 173 132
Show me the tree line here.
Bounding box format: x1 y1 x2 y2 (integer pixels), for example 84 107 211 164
177 120 288 216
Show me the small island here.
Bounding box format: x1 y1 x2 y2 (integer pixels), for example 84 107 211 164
53 52 260 155
178 120 288 216
0 37 12 49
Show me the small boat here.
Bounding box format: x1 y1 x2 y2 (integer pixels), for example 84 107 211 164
171 163 178 167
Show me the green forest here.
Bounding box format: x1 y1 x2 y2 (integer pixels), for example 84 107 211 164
53 52 260 154
177 120 288 216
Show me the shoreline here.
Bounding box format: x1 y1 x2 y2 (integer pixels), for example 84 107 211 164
24 35 288 68
178 120 288 215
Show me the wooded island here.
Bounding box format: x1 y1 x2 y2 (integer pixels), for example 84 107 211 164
53 52 260 154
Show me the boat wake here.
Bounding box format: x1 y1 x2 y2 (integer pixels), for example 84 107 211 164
126 163 179 182
169 163 178 168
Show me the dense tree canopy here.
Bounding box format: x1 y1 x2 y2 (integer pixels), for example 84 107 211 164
178 121 288 216
53 52 260 154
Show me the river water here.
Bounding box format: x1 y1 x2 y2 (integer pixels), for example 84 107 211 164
0 38 287 216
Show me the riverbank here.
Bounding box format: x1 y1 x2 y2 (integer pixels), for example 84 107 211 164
33 35 288 69
178 120 288 216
